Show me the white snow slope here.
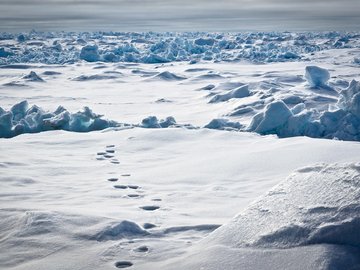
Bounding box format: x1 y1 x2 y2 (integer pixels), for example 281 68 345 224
1 31 360 270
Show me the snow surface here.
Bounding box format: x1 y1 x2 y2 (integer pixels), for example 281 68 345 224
1 31 360 269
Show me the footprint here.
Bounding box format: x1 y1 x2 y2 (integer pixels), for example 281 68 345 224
143 223 156 229
108 178 118 182
106 149 115 153
97 152 107 155
140 206 160 211
107 145 115 148
152 198 162 202
128 185 139 190
127 194 141 198
134 245 149 253
111 159 120 164
96 157 106 161
115 261 133 268
114 185 128 189
104 154 114 158
122 174 131 177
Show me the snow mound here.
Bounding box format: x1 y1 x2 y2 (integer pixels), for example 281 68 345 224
22 71 44 82
209 85 250 103
164 164 360 270
152 71 186 81
205 163 360 249
204 118 243 131
72 74 119 81
305 66 330 88
93 220 149 241
0 101 119 138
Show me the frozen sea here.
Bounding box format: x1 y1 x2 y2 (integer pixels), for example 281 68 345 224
1 31 360 269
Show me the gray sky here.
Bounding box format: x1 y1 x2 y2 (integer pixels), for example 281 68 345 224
1 0 359 32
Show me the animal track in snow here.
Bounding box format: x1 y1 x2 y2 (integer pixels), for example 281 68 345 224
114 261 133 268
140 206 160 211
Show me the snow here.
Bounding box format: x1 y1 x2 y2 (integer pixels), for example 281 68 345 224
209 84 250 103
1 31 360 270
162 163 360 270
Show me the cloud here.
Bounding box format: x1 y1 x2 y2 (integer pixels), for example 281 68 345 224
1 0 359 32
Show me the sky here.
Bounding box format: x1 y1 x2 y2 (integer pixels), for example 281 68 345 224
0 0 360 32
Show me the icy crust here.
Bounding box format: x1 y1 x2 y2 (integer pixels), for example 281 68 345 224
0 31 359 64
0 101 119 138
247 79 360 141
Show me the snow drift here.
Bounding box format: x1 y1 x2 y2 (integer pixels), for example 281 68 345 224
162 163 360 270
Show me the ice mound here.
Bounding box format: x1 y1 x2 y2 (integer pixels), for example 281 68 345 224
209 85 250 103
0 101 119 138
248 100 293 134
247 82 360 141
80 44 100 62
194 38 216 46
165 164 360 270
204 118 243 131
0 47 13 58
305 66 330 88
93 220 149 241
141 116 176 128
22 71 44 82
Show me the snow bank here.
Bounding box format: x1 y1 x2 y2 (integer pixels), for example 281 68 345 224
247 80 360 141
164 163 360 270
0 101 119 138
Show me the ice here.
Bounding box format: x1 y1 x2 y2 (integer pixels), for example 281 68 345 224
248 100 293 134
141 116 177 128
305 66 330 88
204 118 242 130
0 101 119 138
80 44 100 62
0 47 13 57
0 31 357 65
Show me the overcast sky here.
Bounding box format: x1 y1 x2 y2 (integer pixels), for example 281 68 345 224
1 0 359 32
